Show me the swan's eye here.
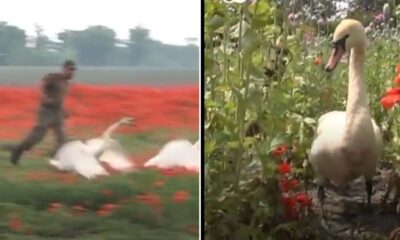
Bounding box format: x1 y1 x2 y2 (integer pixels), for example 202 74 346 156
332 34 349 51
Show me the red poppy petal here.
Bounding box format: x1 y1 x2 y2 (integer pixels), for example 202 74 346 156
386 87 400 95
380 95 400 110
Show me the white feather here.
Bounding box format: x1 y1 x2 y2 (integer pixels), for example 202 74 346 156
50 140 108 179
85 138 134 171
49 117 135 179
144 139 199 171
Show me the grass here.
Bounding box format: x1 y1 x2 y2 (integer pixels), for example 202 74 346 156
0 130 199 239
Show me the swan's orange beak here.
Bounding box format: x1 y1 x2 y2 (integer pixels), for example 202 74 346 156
325 47 345 72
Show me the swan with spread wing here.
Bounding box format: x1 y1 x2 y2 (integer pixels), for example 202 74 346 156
49 117 135 179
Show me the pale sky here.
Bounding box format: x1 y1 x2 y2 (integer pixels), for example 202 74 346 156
0 0 200 45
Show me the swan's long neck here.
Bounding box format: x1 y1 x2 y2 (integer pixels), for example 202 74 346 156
102 122 121 141
343 47 372 142
98 122 122 154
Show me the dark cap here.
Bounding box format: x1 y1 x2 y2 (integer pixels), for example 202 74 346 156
63 60 76 68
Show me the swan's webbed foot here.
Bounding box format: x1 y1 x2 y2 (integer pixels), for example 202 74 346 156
365 179 373 213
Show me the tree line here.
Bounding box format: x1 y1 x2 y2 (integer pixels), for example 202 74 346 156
0 22 199 68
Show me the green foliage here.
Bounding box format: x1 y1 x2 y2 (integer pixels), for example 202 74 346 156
0 22 198 68
0 131 198 239
205 0 400 239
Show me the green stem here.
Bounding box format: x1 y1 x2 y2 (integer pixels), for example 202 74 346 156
223 8 230 105
234 4 245 192
210 33 216 101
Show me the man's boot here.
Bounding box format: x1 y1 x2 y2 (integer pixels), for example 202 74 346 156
10 146 24 165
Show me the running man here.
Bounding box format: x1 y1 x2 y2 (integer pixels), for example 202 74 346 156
10 60 77 165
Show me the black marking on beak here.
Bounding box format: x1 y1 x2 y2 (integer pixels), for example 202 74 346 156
331 34 349 53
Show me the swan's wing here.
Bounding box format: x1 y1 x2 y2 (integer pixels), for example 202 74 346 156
106 140 129 156
315 111 346 137
51 140 84 171
85 138 127 155
99 149 134 171
371 119 383 156
310 111 347 183
73 150 109 179
84 138 105 155
92 139 134 171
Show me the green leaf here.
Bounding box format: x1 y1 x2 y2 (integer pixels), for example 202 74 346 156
243 137 256 149
303 117 316 126
205 54 214 72
207 14 225 31
205 139 217 156
215 83 232 92
241 29 260 58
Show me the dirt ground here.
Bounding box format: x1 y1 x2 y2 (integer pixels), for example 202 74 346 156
309 172 400 239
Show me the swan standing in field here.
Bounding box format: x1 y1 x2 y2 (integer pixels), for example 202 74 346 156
309 19 383 212
49 117 135 179
144 139 200 172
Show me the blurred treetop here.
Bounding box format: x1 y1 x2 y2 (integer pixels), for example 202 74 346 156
0 22 199 68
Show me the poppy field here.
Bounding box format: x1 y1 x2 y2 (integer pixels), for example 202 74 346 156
0 83 199 239
205 1 400 239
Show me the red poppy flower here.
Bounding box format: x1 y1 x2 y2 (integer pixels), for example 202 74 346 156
313 57 323 65
279 178 299 192
172 190 190 203
0 84 199 140
48 202 63 213
385 87 400 95
280 195 299 220
277 163 291 175
380 94 400 110
280 195 295 208
160 167 197 176
49 202 63 209
8 215 23 231
272 144 287 158
100 203 117 212
294 192 312 207
72 205 87 215
395 75 400 85
136 193 162 211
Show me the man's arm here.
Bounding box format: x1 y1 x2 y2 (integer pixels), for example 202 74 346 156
40 74 58 105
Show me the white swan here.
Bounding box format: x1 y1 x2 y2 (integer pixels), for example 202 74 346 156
49 140 109 180
85 118 135 172
144 139 199 172
309 19 383 210
49 117 135 179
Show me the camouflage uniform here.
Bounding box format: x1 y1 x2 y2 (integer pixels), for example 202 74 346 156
10 73 71 164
